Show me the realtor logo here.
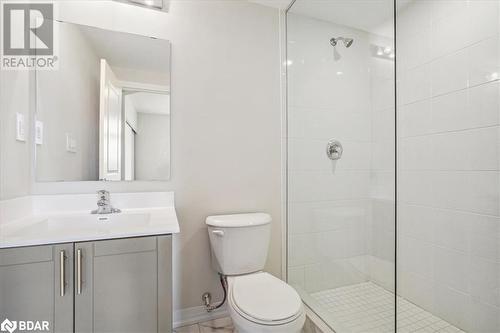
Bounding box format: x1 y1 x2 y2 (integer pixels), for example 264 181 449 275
1 1 58 70
0 319 17 333
0 318 49 333
2 3 53 55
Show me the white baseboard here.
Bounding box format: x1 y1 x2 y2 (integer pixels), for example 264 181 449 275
173 305 229 328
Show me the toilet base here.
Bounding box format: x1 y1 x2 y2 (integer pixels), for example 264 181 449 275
228 302 306 333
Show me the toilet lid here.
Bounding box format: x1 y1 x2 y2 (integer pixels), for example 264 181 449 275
231 272 302 323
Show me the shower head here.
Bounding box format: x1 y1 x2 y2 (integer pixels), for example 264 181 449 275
330 37 354 48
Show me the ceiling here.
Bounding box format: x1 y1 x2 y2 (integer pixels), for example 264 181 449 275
128 92 170 115
77 23 171 77
289 0 395 33
248 0 293 9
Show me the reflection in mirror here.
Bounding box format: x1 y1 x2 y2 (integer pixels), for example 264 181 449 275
35 21 171 182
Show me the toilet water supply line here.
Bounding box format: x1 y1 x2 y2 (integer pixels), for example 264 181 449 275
203 274 228 312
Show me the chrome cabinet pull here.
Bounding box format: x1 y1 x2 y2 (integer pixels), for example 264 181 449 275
77 249 82 295
59 250 66 297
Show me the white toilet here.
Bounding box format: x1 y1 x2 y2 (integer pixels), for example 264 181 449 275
206 213 306 333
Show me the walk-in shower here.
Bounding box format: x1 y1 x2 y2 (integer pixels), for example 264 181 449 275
286 1 500 332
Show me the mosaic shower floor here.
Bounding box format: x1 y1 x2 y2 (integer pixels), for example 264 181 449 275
311 282 465 333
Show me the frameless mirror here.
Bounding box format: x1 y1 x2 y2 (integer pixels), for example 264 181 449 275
35 21 171 181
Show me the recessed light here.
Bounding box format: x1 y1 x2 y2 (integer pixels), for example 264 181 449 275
144 0 154 6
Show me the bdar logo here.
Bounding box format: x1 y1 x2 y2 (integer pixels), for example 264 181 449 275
0 319 17 333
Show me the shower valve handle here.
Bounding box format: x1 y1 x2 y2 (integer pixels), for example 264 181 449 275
326 139 343 161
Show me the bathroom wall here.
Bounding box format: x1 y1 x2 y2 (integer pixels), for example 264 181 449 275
36 23 100 182
135 113 170 180
397 1 500 331
287 13 373 293
0 71 32 199
0 0 282 313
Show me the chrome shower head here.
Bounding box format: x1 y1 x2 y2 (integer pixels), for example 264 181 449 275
330 37 354 48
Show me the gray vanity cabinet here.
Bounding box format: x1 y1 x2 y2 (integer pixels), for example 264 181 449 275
0 235 172 333
0 243 74 333
74 236 172 333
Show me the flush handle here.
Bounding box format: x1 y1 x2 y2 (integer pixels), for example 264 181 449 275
212 230 224 237
326 139 343 160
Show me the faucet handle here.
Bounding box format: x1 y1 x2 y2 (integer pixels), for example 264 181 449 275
97 190 109 199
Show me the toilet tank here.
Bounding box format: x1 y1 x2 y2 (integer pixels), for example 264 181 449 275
206 213 271 276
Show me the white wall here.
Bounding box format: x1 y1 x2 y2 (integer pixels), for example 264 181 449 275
397 1 500 331
36 23 100 182
0 71 32 199
135 113 170 180
0 0 282 312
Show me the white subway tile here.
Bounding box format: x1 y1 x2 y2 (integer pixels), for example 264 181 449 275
430 171 499 215
432 127 499 171
468 37 500 87
399 99 432 137
289 171 370 203
431 1 470 58
431 49 468 96
431 89 468 133
467 0 499 45
433 247 469 293
433 284 471 330
399 64 432 104
469 258 500 307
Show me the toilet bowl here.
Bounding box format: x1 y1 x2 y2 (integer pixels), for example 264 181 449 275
227 272 305 333
206 213 305 333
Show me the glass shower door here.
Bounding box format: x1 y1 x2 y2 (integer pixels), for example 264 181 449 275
286 1 396 331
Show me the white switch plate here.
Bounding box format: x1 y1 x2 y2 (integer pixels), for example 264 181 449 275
35 120 43 145
16 113 26 142
66 133 77 153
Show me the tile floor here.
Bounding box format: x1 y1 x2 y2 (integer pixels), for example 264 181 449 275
174 314 322 333
311 282 465 333
174 317 234 333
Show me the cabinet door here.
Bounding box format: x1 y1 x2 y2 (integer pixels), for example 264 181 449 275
0 243 74 333
74 236 172 333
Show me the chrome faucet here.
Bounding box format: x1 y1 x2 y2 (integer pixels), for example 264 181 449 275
91 190 121 214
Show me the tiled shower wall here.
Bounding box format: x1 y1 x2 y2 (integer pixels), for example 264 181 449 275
287 13 373 293
287 12 396 295
397 1 500 331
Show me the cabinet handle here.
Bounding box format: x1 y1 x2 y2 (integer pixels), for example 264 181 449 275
59 250 66 297
77 249 82 295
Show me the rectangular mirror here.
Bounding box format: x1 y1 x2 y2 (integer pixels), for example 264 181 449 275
35 21 171 182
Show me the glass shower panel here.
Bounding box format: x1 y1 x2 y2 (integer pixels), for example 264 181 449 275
286 1 396 331
397 1 500 332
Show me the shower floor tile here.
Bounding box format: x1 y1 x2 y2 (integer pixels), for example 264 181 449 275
311 282 465 333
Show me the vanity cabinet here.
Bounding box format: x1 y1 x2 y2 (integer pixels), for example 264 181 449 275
0 235 172 333
75 236 172 333
0 243 74 333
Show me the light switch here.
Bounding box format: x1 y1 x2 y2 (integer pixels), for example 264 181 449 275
16 113 26 142
35 120 43 145
66 133 77 153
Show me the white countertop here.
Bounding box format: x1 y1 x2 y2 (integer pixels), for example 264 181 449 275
0 192 180 249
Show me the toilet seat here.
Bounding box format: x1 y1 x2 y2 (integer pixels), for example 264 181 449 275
229 272 303 326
